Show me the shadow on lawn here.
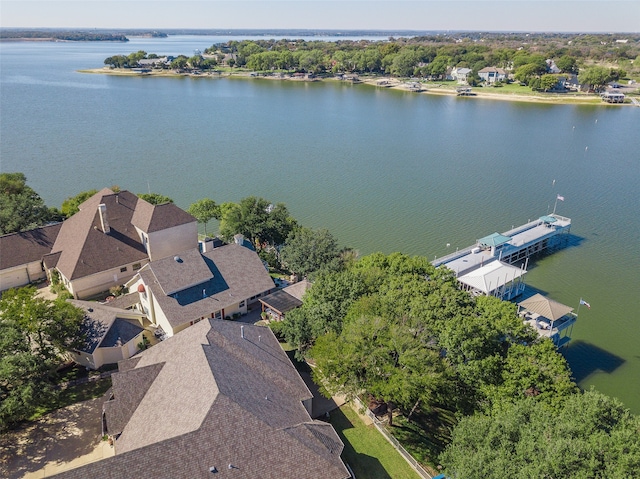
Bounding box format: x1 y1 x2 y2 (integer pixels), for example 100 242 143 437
388 406 456 468
1 397 105 479
329 407 393 479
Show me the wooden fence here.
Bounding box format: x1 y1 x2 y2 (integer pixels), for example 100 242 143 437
352 396 434 479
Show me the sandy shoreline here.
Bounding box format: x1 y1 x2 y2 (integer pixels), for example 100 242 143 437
79 68 634 106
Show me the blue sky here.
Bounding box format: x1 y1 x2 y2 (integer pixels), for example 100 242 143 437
2 1 638 32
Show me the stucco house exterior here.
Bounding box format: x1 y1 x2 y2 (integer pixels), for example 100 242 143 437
126 243 275 337
52 319 350 479
451 67 472 84
41 188 197 299
0 223 61 292
68 300 147 370
478 66 507 84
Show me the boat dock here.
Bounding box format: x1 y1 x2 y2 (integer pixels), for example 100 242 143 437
433 213 575 345
433 213 571 274
432 213 571 301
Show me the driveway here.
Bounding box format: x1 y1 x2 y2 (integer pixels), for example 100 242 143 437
0 397 114 478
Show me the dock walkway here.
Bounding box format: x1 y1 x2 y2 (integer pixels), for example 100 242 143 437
433 214 571 275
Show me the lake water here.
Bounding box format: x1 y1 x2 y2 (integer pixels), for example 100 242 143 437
2 36 639 412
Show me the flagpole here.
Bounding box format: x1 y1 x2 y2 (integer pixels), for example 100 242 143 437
552 196 559 215
576 298 582 317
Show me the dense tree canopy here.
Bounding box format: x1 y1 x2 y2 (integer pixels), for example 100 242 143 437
579 66 617 92
0 173 56 234
280 227 341 278
218 196 297 248
440 389 640 478
60 189 98 218
0 287 85 430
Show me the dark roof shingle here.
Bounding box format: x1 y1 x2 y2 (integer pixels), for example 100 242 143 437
52 320 349 479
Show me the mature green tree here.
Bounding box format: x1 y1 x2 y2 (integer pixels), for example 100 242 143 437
170 55 188 70
556 55 578 74
485 340 577 408
579 66 612 92
514 63 541 84
440 390 640 478
138 192 173 205
0 287 85 430
188 55 203 69
187 198 219 237
538 74 560 91
104 55 129 68
280 227 340 278
0 173 52 234
390 48 420 77
427 54 452 80
281 269 369 356
296 50 326 73
312 310 450 424
60 189 98 218
218 196 297 248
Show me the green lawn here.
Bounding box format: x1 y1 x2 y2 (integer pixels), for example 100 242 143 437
28 378 112 422
330 404 422 479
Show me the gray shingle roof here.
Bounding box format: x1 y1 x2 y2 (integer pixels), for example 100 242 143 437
53 320 349 479
71 300 145 354
0 223 61 270
139 244 275 329
147 248 213 295
259 289 303 316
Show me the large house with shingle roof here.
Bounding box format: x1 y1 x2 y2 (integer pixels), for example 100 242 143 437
0 223 62 291
41 188 197 299
126 242 275 337
52 319 350 479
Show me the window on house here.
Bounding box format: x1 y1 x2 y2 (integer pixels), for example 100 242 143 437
239 300 245 308
133 263 142 270
120 267 127 273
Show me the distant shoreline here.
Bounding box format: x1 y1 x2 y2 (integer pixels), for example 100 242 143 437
79 68 627 106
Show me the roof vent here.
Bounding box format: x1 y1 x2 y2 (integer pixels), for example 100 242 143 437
88 308 93 313
209 466 218 473
174 256 183 263
241 325 245 339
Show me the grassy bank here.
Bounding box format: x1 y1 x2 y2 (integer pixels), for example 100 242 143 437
330 404 422 479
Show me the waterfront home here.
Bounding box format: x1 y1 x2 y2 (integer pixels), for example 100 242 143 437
52 319 350 479
0 223 61 292
68 300 147 370
41 188 197 299
478 66 507 84
451 67 472 84
125 242 275 337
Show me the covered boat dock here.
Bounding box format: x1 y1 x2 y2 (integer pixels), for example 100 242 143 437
518 293 577 347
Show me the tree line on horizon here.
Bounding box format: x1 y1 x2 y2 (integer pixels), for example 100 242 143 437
103 33 638 92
